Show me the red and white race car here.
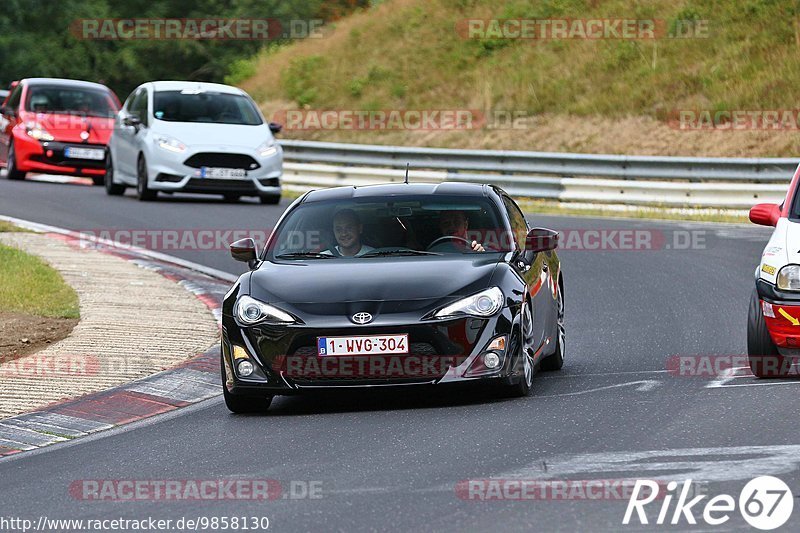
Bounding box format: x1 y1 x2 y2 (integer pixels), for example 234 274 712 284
748 172 800 377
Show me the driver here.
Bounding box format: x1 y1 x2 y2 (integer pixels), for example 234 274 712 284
436 211 485 252
323 209 375 257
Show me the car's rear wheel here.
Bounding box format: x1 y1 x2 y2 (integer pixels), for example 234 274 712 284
221 354 273 413
259 193 281 205
747 288 789 378
540 279 565 371
5 142 26 180
136 155 157 201
505 302 534 398
104 154 125 196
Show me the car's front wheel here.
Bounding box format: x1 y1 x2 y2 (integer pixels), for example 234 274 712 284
747 288 789 378
504 302 534 398
221 355 273 413
104 154 126 196
136 155 157 201
5 141 26 180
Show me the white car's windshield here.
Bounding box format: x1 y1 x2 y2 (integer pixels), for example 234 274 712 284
153 90 262 125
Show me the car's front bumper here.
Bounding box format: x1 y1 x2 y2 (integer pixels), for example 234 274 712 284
221 308 521 396
756 278 800 351
13 134 107 176
146 143 282 196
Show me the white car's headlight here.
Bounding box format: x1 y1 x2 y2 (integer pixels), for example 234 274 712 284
25 121 55 141
257 140 279 157
155 135 186 153
434 287 504 319
234 295 295 325
777 265 800 291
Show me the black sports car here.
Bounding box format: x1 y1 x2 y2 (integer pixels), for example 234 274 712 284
221 182 564 412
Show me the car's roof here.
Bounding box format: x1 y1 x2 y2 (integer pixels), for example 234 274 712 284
147 80 245 95
22 78 112 91
301 182 493 203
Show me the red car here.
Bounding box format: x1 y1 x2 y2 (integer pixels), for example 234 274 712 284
0 78 120 185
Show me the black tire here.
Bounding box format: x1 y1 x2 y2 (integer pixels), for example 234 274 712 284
91 175 104 186
136 155 157 201
259 193 281 205
5 141 26 180
504 302 534 398
223 194 241 203
540 278 565 371
104 154 125 196
747 288 789 378
221 354 273 414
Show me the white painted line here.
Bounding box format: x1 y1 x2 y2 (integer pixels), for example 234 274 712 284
538 379 661 397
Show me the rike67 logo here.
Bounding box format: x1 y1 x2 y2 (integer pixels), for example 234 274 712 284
623 476 793 530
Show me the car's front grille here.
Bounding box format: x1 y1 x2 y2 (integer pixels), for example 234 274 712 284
183 179 258 193
184 153 260 170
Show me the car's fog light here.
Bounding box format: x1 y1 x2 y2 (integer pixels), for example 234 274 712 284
237 360 255 377
483 352 501 369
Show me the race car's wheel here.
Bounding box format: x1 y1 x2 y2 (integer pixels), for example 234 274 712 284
5 141 26 180
505 301 534 398
540 278 565 371
104 154 125 195
136 155 157 201
221 353 273 414
259 193 281 205
747 288 789 378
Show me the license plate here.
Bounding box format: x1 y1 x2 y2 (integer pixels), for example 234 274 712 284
317 334 409 356
200 167 246 179
64 147 105 160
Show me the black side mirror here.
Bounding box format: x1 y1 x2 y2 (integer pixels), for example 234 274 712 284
268 122 282 134
231 238 259 269
526 228 559 253
123 115 141 128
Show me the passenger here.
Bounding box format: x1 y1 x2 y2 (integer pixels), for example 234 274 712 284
323 209 375 257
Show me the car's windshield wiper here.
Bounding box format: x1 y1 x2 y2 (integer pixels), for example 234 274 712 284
360 250 442 258
275 252 335 260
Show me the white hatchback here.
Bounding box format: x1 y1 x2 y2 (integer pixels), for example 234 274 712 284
106 81 282 203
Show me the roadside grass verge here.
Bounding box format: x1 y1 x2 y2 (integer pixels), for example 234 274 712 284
0 243 79 319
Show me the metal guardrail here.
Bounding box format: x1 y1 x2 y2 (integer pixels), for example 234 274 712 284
278 139 799 208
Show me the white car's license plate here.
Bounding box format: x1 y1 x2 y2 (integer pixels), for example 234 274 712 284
200 167 247 179
317 334 409 356
64 147 105 160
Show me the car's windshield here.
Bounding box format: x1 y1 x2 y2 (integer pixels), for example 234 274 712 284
153 90 262 125
269 195 512 260
24 85 117 117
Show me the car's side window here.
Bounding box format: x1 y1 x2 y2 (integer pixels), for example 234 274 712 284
130 89 148 126
122 90 136 112
502 195 528 251
5 85 22 111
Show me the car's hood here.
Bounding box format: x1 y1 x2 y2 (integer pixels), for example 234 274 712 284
23 112 114 144
151 121 271 149
249 256 501 315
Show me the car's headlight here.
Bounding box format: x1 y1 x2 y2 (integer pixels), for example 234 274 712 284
155 135 186 153
777 265 800 291
257 140 279 157
234 295 295 325
25 121 54 141
434 287 504 319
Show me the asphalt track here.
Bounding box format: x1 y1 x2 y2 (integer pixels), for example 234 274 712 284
0 177 796 532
